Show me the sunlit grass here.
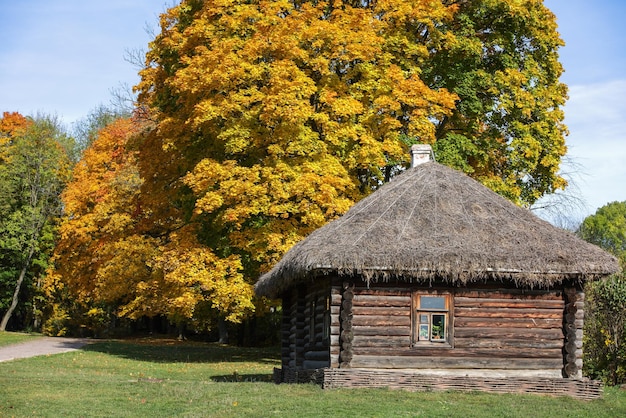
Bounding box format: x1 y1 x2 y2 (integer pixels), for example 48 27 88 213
0 331 41 347
0 338 625 417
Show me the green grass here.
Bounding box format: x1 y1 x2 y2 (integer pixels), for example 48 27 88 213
1 338 625 417
0 331 41 347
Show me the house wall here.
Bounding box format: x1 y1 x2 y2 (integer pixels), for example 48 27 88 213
327 279 583 378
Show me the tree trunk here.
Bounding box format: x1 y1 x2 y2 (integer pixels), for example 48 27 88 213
1 242 36 331
1 261 31 331
218 317 229 344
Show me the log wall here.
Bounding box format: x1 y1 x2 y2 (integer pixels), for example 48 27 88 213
281 278 583 378
331 282 571 377
281 280 331 371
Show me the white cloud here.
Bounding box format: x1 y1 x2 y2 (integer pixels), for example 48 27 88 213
561 80 626 217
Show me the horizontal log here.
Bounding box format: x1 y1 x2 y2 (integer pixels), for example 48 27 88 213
454 317 562 329
352 294 411 307
456 289 562 300
350 355 563 370
352 335 411 348
354 288 416 296
454 297 563 309
352 315 411 327
454 327 563 340
352 326 411 337
352 306 410 316
352 347 564 359
455 307 563 319
454 338 564 350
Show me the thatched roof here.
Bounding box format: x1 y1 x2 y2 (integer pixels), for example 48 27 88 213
255 162 619 298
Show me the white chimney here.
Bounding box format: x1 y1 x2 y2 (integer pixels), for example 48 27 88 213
410 144 434 167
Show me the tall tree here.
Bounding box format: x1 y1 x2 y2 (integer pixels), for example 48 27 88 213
0 113 74 331
135 0 458 278
128 0 569 332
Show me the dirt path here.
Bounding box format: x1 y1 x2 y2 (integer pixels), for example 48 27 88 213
0 337 90 362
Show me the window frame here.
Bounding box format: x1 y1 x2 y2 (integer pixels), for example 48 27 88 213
411 290 453 348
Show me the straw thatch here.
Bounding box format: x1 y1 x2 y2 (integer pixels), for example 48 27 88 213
255 162 619 298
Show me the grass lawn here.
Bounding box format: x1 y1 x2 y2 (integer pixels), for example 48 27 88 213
0 331 41 347
0 338 625 417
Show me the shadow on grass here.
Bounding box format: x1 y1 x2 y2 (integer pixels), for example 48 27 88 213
210 372 275 383
82 339 280 365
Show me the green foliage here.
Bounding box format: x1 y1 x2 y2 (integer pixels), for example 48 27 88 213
428 0 568 206
584 275 626 385
579 201 626 266
0 113 75 331
72 104 130 153
579 201 626 385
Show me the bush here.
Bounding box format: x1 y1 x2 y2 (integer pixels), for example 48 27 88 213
583 274 626 385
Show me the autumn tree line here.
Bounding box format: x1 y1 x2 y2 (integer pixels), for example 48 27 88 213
1 0 624 383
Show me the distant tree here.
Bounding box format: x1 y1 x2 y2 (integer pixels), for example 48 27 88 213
72 104 130 153
579 201 626 385
579 201 626 266
0 113 74 331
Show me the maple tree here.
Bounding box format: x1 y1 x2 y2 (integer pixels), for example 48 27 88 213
0 113 74 331
135 0 458 281
133 0 567 290
47 117 254 335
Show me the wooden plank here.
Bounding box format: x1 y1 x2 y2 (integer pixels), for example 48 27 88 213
454 297 564 309
352 315 411 327
350 355 563 370
454 317 562 329
454 307 563 319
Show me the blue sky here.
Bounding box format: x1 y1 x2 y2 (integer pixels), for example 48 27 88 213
1 1 624 223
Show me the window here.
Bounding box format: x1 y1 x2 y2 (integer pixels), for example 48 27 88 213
413 292 451 346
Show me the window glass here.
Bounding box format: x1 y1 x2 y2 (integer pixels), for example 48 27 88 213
431 314 446 341
420 296 446 310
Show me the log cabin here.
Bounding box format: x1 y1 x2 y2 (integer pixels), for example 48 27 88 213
254 145 620 399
